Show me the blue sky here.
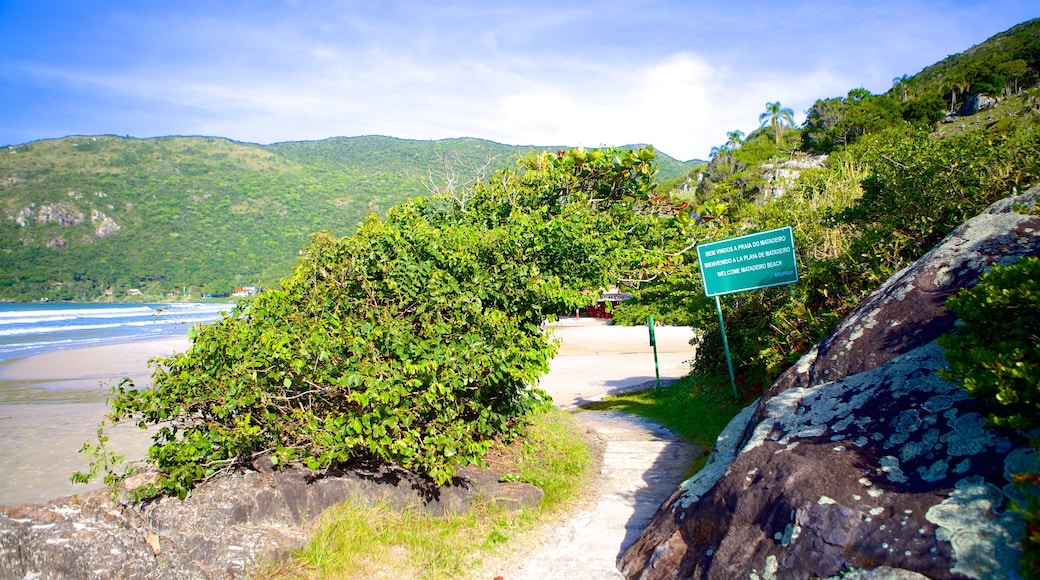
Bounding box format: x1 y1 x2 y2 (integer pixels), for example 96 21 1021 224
1 1 1036 160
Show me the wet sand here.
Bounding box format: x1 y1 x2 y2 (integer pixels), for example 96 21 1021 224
0 338 189 506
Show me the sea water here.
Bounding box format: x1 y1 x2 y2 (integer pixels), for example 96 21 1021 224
0 302 229 363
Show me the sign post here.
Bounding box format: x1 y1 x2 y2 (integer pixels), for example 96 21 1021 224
696 226 799 399
648 315 661 389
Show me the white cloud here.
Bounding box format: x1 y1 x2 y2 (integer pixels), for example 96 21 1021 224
3 2 1039 160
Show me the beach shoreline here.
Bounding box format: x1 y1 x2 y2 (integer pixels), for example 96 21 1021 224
0 337 190 506
0 336 190 386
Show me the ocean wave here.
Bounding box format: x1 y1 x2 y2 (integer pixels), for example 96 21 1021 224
0 322 126 337
0 306 158 325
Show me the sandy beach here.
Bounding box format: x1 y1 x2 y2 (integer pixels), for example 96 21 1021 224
0 321 694 507
0 337 189 505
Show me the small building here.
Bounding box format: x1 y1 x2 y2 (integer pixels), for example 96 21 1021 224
576 287 632 319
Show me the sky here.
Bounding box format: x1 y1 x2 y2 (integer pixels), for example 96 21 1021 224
1 1 1037 161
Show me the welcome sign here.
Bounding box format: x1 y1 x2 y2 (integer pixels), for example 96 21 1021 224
697 226 798 297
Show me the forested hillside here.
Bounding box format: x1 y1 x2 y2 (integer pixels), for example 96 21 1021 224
0 134 697 301
614 16 1040 398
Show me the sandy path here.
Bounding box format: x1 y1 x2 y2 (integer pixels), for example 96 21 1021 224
542 318 695 408
473 412 696 579
473 320 698 578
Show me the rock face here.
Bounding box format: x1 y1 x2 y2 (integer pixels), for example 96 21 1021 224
620 186 1040 579
957 93 998 117
0 459 541 579
761 154 828 199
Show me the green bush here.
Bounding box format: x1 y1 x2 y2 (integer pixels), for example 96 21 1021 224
939 256 1040 430
938 255 1040 578
75 147 672 499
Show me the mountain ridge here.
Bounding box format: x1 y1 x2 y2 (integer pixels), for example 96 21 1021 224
0 134 698 300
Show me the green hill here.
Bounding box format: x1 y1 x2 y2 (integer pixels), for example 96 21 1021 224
0 135 696 301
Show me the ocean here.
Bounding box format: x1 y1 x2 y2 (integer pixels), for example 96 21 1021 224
0 302 229 363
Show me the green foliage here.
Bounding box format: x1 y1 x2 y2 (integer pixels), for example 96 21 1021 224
76 147 674 498
695 128 796 209
912 18 1040 106
759 102 795 146
801 89 904 153
260 407 590 579
617 151 869 396
0 136 697 301
842 123 1040 269
937 256 1040 579
900 93 948 127
938 257 1040 431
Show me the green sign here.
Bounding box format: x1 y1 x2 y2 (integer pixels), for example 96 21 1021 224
697 226 798 297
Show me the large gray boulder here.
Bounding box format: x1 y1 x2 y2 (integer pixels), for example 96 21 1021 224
620 186 1040 579
0 458 541 578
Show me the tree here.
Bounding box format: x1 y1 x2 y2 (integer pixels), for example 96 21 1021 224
759 102 795 146
942 75 969 113
724 130 745 151
891 74 913 102
419 151 499 213
75 147 678 499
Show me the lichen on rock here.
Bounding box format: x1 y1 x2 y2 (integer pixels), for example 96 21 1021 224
620 187 1040 579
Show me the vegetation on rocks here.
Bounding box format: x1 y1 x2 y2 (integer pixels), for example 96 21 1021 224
259 407 590 579
940 255 1040 431
938 255 1040 578
614 18 1040 402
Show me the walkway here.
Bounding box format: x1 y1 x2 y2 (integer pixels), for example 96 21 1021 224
474 320 699 578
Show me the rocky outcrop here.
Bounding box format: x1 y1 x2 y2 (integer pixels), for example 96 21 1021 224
761 154 827 199
91 209 121 237
0 459 542 579
620 186 1040 579
34 202 85 227
957 93 998 117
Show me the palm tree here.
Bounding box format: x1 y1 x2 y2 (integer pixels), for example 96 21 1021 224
943 75 969 114
892 75 912 103
724 130 744 151
759 102 795 145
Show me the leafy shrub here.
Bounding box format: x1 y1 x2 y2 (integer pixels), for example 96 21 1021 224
939 256 1040 430
76 147 671 499
938 255 1040 579
801 89 903 153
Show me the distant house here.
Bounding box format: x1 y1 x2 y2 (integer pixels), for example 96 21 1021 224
126 288 142 296
231 286 258 297
576 286 632 319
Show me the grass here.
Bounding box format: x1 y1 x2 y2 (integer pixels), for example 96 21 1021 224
253 406 591 579
581 374 745 473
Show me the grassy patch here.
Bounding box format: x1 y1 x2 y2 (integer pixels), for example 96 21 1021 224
254 406 591 579
581 374 744 473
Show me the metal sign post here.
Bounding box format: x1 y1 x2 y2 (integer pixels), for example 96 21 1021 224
696 226 799 399
714 296 738 399
648 315 661 389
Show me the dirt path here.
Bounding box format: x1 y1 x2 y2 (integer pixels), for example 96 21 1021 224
472 320 699 578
